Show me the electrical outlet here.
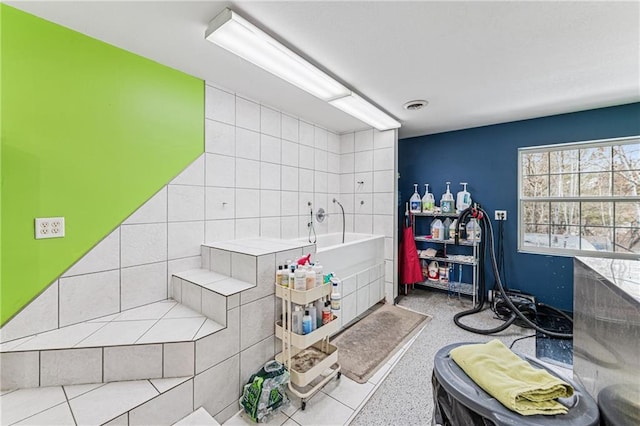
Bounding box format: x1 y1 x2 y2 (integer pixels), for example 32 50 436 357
495 210 507 221
35 217 65 239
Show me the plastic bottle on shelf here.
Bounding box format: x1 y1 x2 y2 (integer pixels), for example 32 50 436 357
302 310 312 334
409 183 422 213
288 265 295 288
443 217 452 241
308 304 317 331
456 182 472 213
322 301 332 325
440 182 455 213
294 266 306 290
314 299 324 328
313 262 323 287
276 265 283 286
449 219 458 240
305 264 316 290
330 278 341 310
421 184 435 213
466 217 481 242
292 306 303 334
431 218 444 240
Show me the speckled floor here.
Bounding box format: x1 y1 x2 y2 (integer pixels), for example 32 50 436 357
350 288 540 426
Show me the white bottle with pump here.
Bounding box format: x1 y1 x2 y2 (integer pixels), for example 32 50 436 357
440 182 455 213
421 184 435 213
409 184 421 213
456 182 472 213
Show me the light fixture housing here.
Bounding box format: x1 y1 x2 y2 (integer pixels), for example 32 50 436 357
205 8 400 131
330 93 401 131
205 8 349 101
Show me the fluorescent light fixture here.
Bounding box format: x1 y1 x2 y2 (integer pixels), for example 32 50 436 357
205 8 349 101
330 93 401 131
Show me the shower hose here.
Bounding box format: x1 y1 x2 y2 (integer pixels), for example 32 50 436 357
452 205 573 339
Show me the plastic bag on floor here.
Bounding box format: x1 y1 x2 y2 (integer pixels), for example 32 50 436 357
240 360 290 423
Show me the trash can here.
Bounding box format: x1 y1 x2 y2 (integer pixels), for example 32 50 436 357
597 384 640 426
432 342 599 426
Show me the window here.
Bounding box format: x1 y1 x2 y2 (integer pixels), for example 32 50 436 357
518 136 640 259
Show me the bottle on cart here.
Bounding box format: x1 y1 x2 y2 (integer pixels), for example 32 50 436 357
421 184 435 213
330 278 341 310
292 306 303 334
308 304 317 331
305 264 316 290
322 301 332 325
294 266 306 290
302 310 312 335
409 183 422 213
440 182 455 213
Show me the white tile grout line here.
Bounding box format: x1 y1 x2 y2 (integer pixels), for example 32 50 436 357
343 323 428 425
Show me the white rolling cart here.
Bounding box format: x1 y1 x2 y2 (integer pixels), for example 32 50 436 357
274 283 341 410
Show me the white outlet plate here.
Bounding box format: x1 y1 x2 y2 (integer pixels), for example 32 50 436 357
35 217 65 239
494 210 507 221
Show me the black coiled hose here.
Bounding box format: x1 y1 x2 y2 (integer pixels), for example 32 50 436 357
452 205 573 339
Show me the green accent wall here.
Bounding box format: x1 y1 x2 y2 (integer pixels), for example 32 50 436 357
1 5 204 325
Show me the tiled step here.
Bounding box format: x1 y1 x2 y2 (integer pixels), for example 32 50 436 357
173 407 220 426
0 376 195 426
0 300 225 390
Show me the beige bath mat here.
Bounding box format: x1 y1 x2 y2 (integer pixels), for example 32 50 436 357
332 304 431 383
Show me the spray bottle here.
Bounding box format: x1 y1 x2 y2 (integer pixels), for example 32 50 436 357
456 182 472 213
409 184 421 213
440 182 455 213
421 184 435 213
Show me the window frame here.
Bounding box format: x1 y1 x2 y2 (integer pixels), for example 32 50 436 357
518 135 640 260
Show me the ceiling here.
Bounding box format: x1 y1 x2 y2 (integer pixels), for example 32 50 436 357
7 1 640 139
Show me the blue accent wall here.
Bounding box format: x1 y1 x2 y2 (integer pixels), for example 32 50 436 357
399 102 640 312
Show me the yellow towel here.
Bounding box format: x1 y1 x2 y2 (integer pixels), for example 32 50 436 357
449 339 574 416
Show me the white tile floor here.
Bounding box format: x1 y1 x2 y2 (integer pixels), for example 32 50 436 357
222 326 423 426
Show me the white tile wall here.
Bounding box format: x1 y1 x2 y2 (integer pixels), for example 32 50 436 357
129 380 193 426
63 229 120 277
120 262 167 310
171 155 205 186
194 354 240 419
0 281 58 342
123 187 167 225
168 221 205 260
163 342 195 378
59 271 120 327
103 345 162 382
41 348 102 386
0 351 40 389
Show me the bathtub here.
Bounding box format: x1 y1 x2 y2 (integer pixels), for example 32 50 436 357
298 233 386 326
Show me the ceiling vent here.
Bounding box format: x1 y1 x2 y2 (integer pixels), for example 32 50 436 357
403 100 428 111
